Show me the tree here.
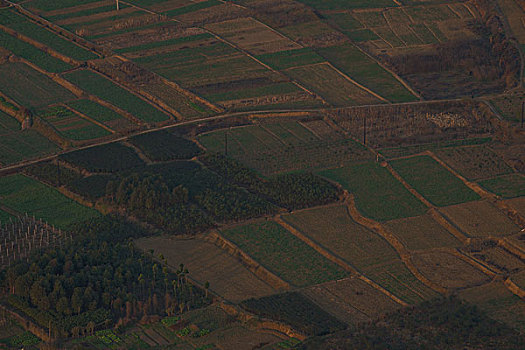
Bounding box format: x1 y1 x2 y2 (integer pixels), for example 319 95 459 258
71 287 84 314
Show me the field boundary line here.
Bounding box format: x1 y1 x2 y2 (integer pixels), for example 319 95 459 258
428 208 470 244
204 230 291 291
504 277 525 298
451 249 500 277
498 238 525 260
61 104 115 133
344 193 447 294
384 162 434 207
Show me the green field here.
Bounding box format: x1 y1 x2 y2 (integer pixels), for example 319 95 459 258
45 4 129 22
23 0 102 12
221 220 347 287
0 31 71 73
257 48 325 70
478 174 525 198
39 105 111 141
319 162 427 221
0 63 76 109
390 156 480 207
0 110 59 165
316 44 417 102
282 205 399 269
0 209 14 223
0 174 100 228
363 260 440 305
63 70 169 123
204 82 301 103
0 9 98 61
297 0 397 10
66 99 133 130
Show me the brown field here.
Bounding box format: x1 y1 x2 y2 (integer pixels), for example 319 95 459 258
459 281 525 331
440 200 519 238
435 145 513 180
282 205 399 271
462 241 524 274
206 17 301 55
411 250 490 290
286 63 381 106
505 197 525 217
280 20 346 48
134 236 277 303
385 214 461 251
301 277 401 325
299 119 343 139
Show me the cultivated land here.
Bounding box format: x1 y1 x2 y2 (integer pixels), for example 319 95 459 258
0 0 524 347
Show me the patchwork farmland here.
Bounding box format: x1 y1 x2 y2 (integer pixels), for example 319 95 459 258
0 0 523 347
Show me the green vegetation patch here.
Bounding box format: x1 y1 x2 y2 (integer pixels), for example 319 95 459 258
257 48 325 70
319 162 427 221
0 9 97 61
129 130 202 161
0 174 99 228
0 209 15 223
24 0 102 12
316 43 417 102
0 110 59 166
221 220 347 287
297 0 397 10
0 31 71 72
65 99 128 124
0 62 76 109
60 142 145 172
241 292 346 336
390 156 480 207
204 82 300 102
478 174 525 199
63 70 169 123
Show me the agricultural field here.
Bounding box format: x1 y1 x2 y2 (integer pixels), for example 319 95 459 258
0 174 99 228
282 205 398 270
462 243 524 274
285 63 380 106
220 220 348 287
38 105 111 141
384 214 461 251
435 145 513 180
411 250 490 290
479 174 525 198
440 200 519 238
63 69 170 123
459 281 525 331
0 9 98 61
134 236 277 303
198 120 374 175
301 277 401 325
315 44 417 102
0 30 71 73
129 130 202 162
0 62 76 109
390 155 480 207
0 110 59 166
65 99 136 132
505 197 525 217
319 162 427 221
362 260 440 305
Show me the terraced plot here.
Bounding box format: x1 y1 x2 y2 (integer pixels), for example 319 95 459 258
221 220 347 287
0 62 76 109
316 44 417 102
302 277 400 324
479 174 525 198
441 200 519 238
459 281 525 331
362 260 440 305
319 162 427 221
0 174 99 228
0 31 71 73
39 105 111 141
199 122 373 175
0 110 59 166
63 69 170 123
390 155 480 207
412 251 490 290
286 63 380 106
66 99 135 131
257 48 325 70
385 214 461 251
134 236 277 302
0 9 97 61
282 205 398 270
